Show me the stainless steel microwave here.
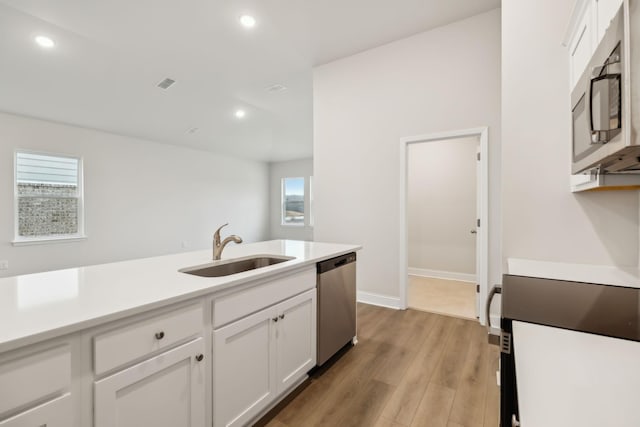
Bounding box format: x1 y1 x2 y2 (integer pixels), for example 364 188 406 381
571 1 640 174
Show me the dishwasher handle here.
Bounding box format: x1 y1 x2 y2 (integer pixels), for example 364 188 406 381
334 259 348 268
317 253 356 274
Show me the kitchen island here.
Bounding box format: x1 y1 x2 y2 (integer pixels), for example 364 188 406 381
0 239 361 427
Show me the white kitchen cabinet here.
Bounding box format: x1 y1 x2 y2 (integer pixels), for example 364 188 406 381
213 306 276 427
0 394 72 427
595 0 624 44
93 303 203 375
0 343 75 426
568 1 595 90
94 338 206 427
275 291 317 394
566 0 624 89
213 289 316 427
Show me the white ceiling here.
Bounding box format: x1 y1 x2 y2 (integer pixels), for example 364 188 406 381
0 0 500 162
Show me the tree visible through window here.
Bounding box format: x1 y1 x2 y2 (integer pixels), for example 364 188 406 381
282 177 304 225
15 151 83 241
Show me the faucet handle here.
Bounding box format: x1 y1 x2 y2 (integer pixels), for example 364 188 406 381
214 223 229 238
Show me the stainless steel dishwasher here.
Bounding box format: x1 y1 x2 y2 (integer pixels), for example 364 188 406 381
316 252 357 366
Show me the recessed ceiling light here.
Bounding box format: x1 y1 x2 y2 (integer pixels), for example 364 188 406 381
235 109 246 119
35 36 55 48
239 15 256 28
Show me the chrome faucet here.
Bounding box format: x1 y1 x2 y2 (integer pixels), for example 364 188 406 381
213 223 243 260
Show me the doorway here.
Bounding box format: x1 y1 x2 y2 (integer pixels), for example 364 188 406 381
399 127 489 324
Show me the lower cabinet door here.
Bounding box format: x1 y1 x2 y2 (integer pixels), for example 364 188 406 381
94 338 205 427
213 307 276 427
0 394 72 427
275 289 317 394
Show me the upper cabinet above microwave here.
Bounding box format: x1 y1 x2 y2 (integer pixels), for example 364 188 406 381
565 0 623 91
564 0 640 192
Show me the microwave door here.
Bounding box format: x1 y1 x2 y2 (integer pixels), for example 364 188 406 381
589 45 622 144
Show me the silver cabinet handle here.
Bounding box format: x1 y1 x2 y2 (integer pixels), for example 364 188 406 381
155 331 165 340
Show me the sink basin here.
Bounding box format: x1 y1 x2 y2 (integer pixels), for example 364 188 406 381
179 255 295 277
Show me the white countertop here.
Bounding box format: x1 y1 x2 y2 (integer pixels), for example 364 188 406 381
0 240 361 353
507 258 640 288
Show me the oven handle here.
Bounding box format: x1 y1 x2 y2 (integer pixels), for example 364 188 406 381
485 284 502 332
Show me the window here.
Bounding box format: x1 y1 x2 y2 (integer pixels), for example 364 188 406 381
282 177 304 226
14 151 84 243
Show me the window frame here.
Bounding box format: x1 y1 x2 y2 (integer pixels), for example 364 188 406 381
281 176 305 227
12 149 87 246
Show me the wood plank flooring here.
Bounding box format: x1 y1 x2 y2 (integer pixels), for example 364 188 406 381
259 303 499 427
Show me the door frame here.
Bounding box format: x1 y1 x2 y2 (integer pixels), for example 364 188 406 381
398 127 489 325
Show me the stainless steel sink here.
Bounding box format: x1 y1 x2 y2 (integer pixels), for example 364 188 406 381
179 255 295 277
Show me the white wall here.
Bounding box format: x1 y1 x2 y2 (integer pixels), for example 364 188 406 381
313 9 502 301
408 137 477 276
268 158 314 241
0 112 269 277
501 0 639 270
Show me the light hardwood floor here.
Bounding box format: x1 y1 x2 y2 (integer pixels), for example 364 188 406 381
408 276 476 320
259 304 499 427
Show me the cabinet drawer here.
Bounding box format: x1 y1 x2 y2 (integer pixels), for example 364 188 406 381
0 394 72 427
94 303 203 375
0 345 71 416
213 267 315 328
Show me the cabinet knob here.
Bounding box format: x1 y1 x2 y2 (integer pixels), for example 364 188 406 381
279 314 285 320
155 331 165 340
272 317 278 322
195 354 204 362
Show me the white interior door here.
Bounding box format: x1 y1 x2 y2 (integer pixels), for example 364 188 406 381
400 127 488 324
475 144 481 319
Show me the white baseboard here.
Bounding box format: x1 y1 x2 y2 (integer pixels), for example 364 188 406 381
408 267 476 283
357 291 401 309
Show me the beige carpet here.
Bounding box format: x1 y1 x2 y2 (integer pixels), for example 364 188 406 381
408 275 476 320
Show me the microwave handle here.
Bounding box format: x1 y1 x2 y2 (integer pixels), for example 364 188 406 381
588 74 597 143
588 72 621 144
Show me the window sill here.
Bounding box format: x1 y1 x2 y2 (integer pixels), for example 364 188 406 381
12 235 88 246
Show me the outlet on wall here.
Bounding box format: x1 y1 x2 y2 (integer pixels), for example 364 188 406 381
0 260 8 270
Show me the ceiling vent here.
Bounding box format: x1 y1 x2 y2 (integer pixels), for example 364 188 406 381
157 78 176 90
266 84 287 93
